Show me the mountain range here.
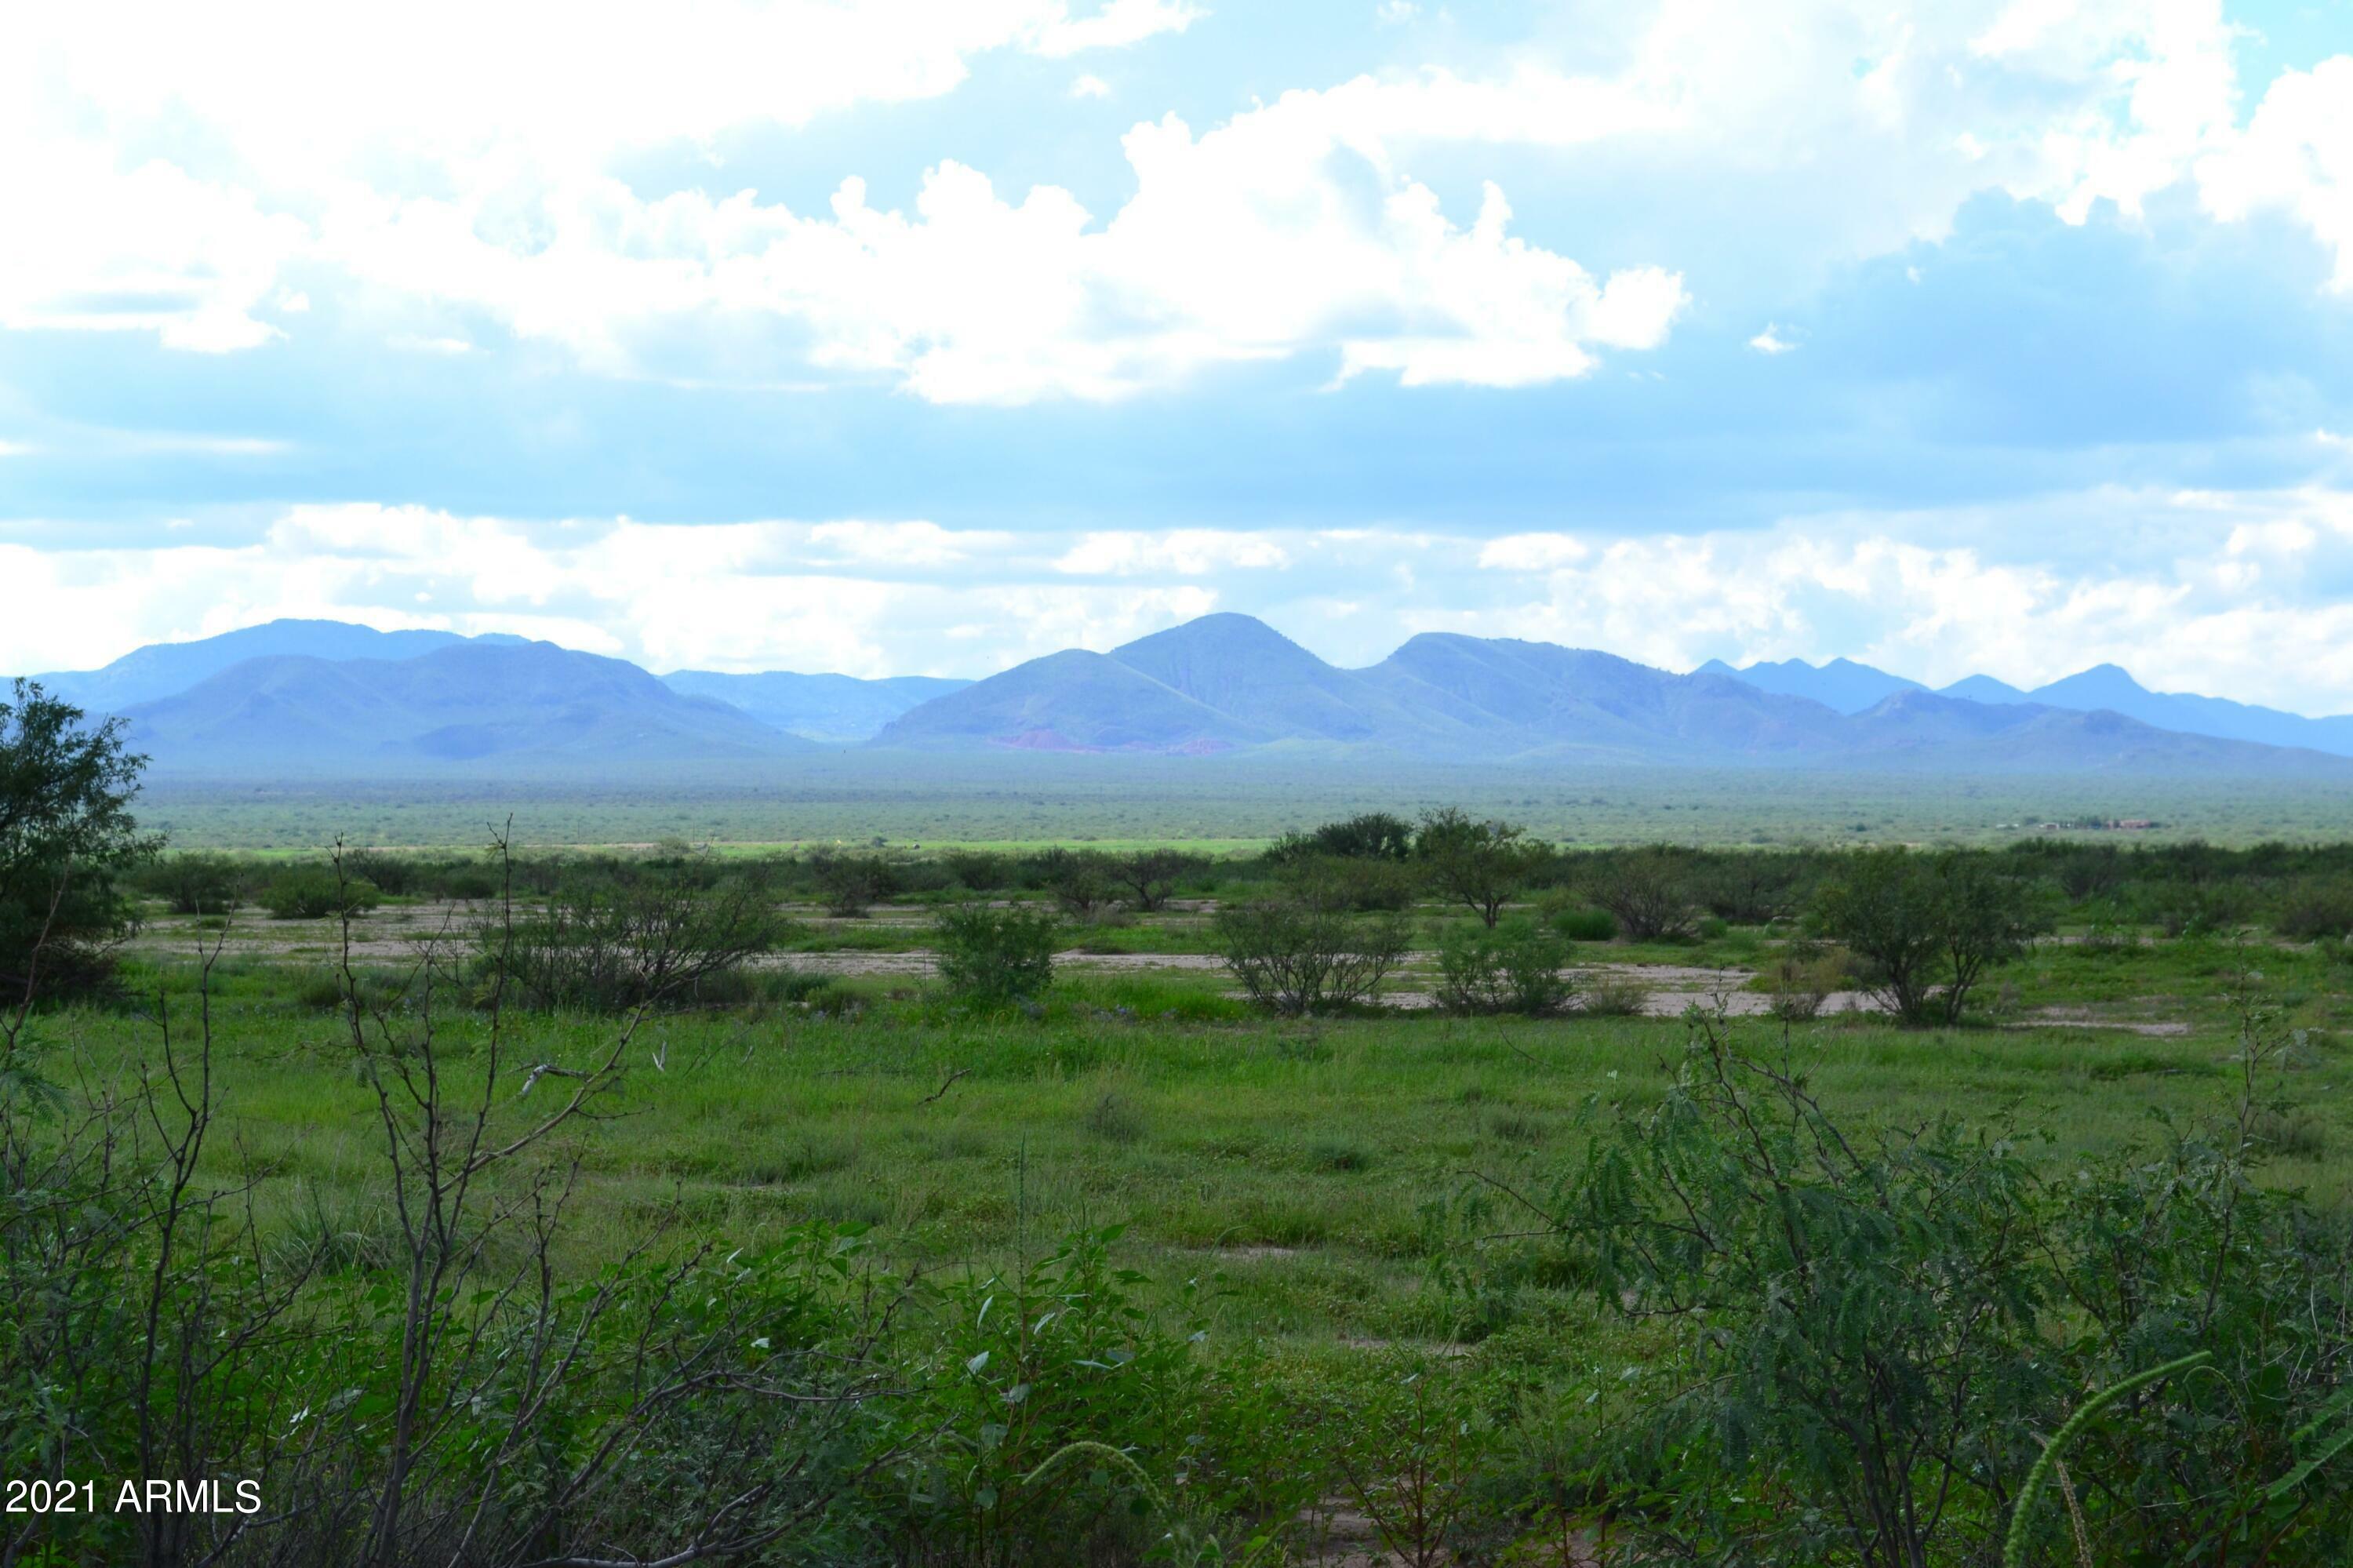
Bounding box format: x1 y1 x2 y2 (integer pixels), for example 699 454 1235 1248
877 614 2343 774
10 615 2350 777
1697 656 2353 757
29 619 526 713
115 641 809 769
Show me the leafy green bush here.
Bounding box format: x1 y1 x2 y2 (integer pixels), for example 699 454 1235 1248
875 1224 1225 1565
261 868 380 920
426 862 501 900
1214 892 1409 1015
1700 851 1809 922
809 849 899 917
1550 905 1617 942
932 900 1059 1004
1278 853 1419 911
136 851 245 915
1034 846 1120 918
1469 999 2353 1568
1811 848 2049 1025
2277 878 2353 941
1580 845 1701 940
1 680 152 1001
943 849 1012 892
1417 807 1547 926
1528 1022 2063 1566
334 847 421 896
1313 1352 1507 1566
1433 917 1577 1016
1110 847 1206 911
475 858 790 1010
1267 810 1417 864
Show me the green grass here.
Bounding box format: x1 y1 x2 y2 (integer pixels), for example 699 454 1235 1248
38 904 2353 1354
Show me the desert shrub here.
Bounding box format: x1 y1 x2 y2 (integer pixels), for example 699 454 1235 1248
2277 878 2353 942
2077 917 2142 955
1516 1020 2065 1567
1482 1001 2353 1567
809 849 899 918
2137 879 2256 938
1268 810 1417 864
2054 845 2126 902
1214 890 1410 1015
932 900 1059 1005
429 863 501 900
2007 991 2353 1564
1433 918 1577 1016
1699 851 1807 923
1810 848 2049 1026
1279 853 1419 911
1416 807 1548 927
943 849 1012 893
1577 970 1652 1017
503 850 574 897
137 850 245 915
476 857 791 1010
334 846 422 897
1311 1353 1507 1568
1696 914 1730 940
1034 846 1120 918
1111 847 1203 911
1582 846 1700 941
1758 937 1840 1022
262 867 381 921
1550 905 1617 942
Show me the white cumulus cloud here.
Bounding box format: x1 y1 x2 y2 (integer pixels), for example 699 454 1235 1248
4 4 2351 408
1055 529 1291 575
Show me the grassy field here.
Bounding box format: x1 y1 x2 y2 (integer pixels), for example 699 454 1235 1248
22 836 2353 1564
76 890 2353 1348
129 755 2353 850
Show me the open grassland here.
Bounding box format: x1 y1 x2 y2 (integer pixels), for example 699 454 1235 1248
23 824 2353 1565
80 892 2353 1341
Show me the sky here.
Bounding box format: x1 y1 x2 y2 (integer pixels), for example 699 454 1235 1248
4 0 2353 711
